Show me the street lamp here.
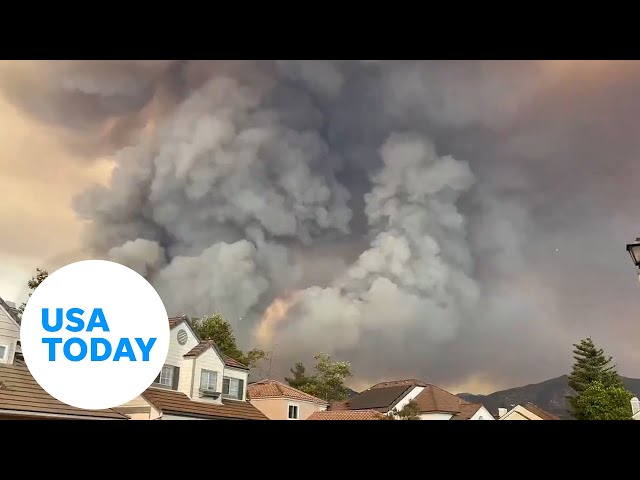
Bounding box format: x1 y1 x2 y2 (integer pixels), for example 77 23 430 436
626 238 640 282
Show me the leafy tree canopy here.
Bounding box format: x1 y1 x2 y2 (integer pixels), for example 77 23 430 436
190 313 266 369
381 399 422 420
567 337 633 419
18 268 49 314
285 353 352 403
572 380 633 420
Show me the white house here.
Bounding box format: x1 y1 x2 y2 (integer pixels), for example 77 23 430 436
322 379 494 420
115 315 267 420
0 296 127 420
631 397 640 420
497 402 560 420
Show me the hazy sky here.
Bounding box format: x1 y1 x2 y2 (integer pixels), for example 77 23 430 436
2 60 640 395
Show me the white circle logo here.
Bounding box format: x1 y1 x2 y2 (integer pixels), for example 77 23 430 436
20 260 170 410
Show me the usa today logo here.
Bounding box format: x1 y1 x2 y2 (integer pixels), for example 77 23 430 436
20 260 170 410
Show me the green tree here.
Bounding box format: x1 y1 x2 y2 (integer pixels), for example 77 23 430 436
567 337 632 419
572 380 633 420
285 353 352 402
284 362 313 390
191 313 266 369
382 400 422 420
18 268 49 314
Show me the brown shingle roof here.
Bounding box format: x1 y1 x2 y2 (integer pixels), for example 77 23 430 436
222 354 249 370
248 380 328 405
183 340 215 358
344 384 412 412
182 340 249 370
0 364 128 420
523 402 560 420
413 384 471 414
450 403 484 420
369 379 429 389
308 409 384 420
142 386 268 420
168 315 189 329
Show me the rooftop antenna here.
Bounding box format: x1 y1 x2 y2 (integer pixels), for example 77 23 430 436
267 344 277 380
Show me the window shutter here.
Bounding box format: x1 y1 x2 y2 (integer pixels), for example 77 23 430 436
223 377 230 395
212 371 218 391
200 370 206 390
172 366 180 390
237 379 244 400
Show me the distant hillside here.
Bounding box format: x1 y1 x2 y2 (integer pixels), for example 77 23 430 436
458 375 640 419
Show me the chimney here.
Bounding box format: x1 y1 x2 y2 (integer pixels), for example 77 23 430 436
498 407 508 418
631 397 640 416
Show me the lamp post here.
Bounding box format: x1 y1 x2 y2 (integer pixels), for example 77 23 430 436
626 238 640 282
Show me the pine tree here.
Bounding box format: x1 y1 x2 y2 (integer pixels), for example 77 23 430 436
567 337 631 419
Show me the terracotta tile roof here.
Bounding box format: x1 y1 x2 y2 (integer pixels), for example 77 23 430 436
523 402 560 420
142 386 268 420
0 363 128 420
248 380 328 405
413 384 471 414
308 409 384 420
450 403 484 420
344 384 413 412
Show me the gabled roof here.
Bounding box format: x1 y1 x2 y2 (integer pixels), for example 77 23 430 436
0 363 128 420
308 409 384 420
413 384 471 414
248 379 329 405
142 386 268 420
343 379 480 417
522 402 560 420
450 403 484 420
343 384 413 412
168 316 249 370
182 340 249 371
0 297 21 327
168 315 191 330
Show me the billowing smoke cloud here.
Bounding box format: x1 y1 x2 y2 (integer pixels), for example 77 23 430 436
5 60 640 391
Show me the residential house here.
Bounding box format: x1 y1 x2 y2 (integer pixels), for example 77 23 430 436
496 402 560 420
630 397 640 420
324 379 494 420
115 315 268 420
0 296 128 420
247 379 329 420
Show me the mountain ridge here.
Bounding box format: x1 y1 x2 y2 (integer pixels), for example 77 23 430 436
457 375 640 419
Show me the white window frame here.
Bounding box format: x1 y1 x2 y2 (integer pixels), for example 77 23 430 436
0 344 8 363
200 370 218 392
222 376 242 400
287 403 300 420
158 365 174 387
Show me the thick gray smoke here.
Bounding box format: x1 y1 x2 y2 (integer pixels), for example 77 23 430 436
5 60 640 391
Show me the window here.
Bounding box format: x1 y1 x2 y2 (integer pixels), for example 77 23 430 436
222 376 244 400
200 370 218 392
478 416 484 420
0 345 6 361
154 365 179 389
288 404 299 419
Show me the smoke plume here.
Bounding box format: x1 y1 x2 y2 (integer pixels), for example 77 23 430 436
4 60 640 391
